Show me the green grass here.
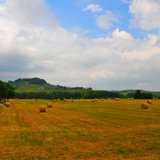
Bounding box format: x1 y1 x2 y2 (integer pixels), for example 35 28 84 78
14 83 87 93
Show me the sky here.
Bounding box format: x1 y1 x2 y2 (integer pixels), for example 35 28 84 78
0 0 160 91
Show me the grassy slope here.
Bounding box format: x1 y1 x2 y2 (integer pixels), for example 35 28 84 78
14 83 86 93
0 99 160 159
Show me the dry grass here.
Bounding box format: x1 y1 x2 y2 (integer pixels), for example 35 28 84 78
0 99 160 159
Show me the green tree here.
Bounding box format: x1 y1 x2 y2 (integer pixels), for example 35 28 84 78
82 90 97 99
134 90 153 99
134 90 142 99
0 80 15 99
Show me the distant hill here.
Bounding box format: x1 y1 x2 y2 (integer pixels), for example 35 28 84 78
8 77 92 93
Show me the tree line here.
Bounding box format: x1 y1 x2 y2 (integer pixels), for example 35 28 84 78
15 90 121 99
14 90 154 100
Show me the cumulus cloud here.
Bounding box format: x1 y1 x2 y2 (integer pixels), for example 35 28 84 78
129 0 160 30
83 4 103 13
0 0 160 90
112 29 133 39
96 11 118 30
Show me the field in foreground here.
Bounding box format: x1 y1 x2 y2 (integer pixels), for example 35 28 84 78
0 99 160 160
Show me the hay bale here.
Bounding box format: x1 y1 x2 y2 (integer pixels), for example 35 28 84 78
70 98 74 102
91 100 95 103
47 103 52 108
141 103 149 109
6 102 10 107
39 105 46 112
147 100 152 104
52 100 56 103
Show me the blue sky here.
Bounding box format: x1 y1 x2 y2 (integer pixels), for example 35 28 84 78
45 0 158 39
0 0 160 91
45 0 131 38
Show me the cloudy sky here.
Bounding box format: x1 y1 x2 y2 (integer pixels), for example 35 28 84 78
0 0 160 91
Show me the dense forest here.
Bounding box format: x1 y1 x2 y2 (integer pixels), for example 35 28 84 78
14 89 154 100
15 90 121 99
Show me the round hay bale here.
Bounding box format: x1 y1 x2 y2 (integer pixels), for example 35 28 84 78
39 105 46 112
47 103 52 108
52 100 56 103
6 102 10 107
147 100 152 104
141 103 149 109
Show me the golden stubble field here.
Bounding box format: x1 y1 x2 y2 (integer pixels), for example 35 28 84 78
0 99 160 160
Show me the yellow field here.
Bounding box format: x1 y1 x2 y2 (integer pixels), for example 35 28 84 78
0 99 160 160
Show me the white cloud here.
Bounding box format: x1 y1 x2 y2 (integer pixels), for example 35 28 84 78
0 0 56 26
89 69 114 80
83 4 103 13
96 11 118 30
112 29 133 39
0 0 160 90
129 0 160 30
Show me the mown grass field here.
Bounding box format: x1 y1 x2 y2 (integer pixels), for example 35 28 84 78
0 99 160 160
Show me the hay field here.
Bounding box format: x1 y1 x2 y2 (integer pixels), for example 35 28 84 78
0 99 160 160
